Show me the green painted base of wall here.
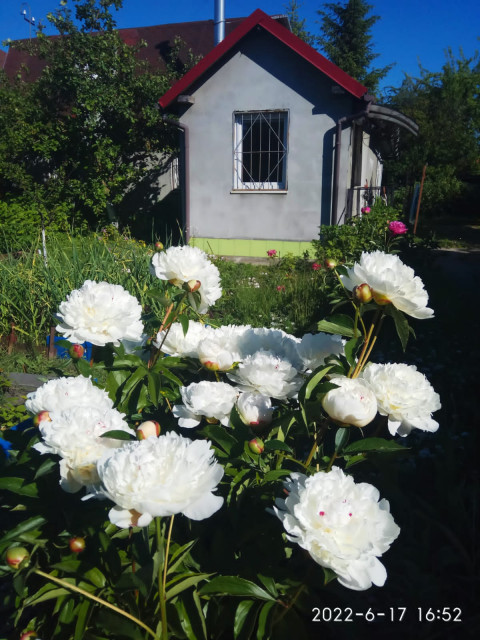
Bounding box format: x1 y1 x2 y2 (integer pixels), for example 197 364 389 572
189 237 313 258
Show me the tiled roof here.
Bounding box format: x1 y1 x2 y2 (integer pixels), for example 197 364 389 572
1 15 290 82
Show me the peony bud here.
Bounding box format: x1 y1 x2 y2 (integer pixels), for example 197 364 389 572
322 376 377 428
248 438 265 455
6 546 29 569
33 411 51 427
154 241 164 251
312 262 321 271
69 343 85 360
202 360 220 371
353 283 373 304
69 537 86 553
137 420 161 439
20 632 39 640
361 206 371 214
324 258 337 269
186 279 201 293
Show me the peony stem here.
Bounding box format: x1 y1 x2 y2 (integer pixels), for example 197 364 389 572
351 310 382 379
156 517 168 639
33 569 158 639
163 515 175 594
352 311 384 378
304 423 328 468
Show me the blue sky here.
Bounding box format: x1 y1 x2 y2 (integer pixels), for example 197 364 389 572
1 1 479 92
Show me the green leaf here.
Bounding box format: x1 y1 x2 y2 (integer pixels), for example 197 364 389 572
84 566 106 588
201 424 237 455
25 586 70 606
74 600 91 640
345 453 366 468
166 573 213 600
100 430 135 440
179 314 189 337
334 427 349 453
385 305 411 351
257 600 276 639
344 438 407 454
199 576 275 601
301 365 333 402
317 314 355 337
0 515 47 545
0 477 38 497
75 357 92 377
263 440 293 454
234 600 257 640
262 469 292 483
344 336 363 367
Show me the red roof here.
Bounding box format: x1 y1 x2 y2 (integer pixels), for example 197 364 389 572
159 9 367 109
1 15 289 83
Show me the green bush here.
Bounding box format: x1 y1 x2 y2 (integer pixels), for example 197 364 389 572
0 200 70 254
312 201 404 263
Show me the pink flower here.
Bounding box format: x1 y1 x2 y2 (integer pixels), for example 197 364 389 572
361 206 371 214
312 262 321 271
267 249 277 257
276 285 286 292
388 221 408 236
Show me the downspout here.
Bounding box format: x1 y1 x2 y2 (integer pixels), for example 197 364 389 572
162 115 190 243
214 0 225 46
331 98 373 225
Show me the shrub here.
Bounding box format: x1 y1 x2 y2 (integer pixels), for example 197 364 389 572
312 200 404 263
0 200 70 254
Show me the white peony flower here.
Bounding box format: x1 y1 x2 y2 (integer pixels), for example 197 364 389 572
25 376 113 416
155 320 211 358
237 393 274 427
274 468 400 590
296 333 345 371
33 406 134 493
172 381 238 428
341 251 434 319
238 328 302 368
196 324 249 370
56 280 144 346
360 362 441 437
94 432 224 527
151 246 222 314
227 350 303 400
322 376 377 427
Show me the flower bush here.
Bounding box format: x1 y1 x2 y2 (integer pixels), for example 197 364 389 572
0 245 441 639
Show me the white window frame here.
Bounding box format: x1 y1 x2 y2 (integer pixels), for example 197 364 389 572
233 110 289 191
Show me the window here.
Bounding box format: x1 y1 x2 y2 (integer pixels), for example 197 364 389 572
233 111 288 190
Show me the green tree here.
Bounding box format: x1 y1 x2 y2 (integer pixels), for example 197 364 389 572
0 0 186 229
316 0 393 94
384 50 480 216
284 1 315 45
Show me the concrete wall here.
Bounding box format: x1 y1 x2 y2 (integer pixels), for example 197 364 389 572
179 30 358 251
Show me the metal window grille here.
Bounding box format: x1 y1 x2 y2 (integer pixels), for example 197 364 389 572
234 111 288 190
170 156 179 190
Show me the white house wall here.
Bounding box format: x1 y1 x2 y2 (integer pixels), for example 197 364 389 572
179 30 357 245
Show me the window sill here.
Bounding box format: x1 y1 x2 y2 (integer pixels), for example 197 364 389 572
230 189 288 194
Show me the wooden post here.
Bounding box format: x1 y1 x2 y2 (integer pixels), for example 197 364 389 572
7 323 17 355
47 326 57 359
413 164 427 235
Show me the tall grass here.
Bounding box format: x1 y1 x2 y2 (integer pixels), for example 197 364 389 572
0 232 161 346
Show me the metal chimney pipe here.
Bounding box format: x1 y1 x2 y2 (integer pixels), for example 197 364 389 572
214 0 225 46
